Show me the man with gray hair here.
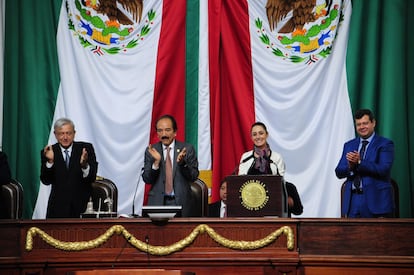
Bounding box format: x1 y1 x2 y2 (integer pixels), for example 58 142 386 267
40 118 98 218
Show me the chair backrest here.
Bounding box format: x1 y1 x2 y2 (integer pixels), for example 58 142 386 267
341 178 400 218
340 181 346 218
391 179 399 218
0 179 24 219
91 177 118 213
191 178 208 217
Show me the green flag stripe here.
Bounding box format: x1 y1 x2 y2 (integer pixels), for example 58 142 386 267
185 0 200 149
3 1 62 218
346 0 413 217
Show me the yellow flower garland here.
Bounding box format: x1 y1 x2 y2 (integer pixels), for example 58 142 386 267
26 224 294 255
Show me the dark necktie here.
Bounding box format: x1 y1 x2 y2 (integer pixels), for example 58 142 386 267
64 149 70 169
354 140 369 189
165 147 173 195
359 140 369 160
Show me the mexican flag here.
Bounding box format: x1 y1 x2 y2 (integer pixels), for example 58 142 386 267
4 0 354 218
23 0 211 218
209 0 354 217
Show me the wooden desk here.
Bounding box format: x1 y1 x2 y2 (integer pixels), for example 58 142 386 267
298 218 414 275
0 218 413 275
68 269 194 275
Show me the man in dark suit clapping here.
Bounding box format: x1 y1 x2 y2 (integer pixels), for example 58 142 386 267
40 118 98 218
335 109 395 218
143 115 199 217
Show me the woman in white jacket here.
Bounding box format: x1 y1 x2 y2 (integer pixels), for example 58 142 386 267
236 122 303 216
238 122 285 176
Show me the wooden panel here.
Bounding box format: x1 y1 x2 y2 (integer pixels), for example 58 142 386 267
0 222 21 257
301 266 414 275
298 218 414 256
4 218 297 275
298 218 414 274
1 218 414 275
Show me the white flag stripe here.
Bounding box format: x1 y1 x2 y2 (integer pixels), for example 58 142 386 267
33 1 164 218
249 0 354 217
198 0 212 171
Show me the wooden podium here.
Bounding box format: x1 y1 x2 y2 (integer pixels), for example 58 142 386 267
225 175 288 217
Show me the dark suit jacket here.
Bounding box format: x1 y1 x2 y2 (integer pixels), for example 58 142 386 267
335 134 394 216
0 152 12 185
40 142 98 218
208 200 222 217
143 140 199 217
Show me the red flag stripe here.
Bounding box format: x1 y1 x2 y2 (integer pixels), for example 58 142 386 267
151 0 186 144
145 0 187 205
210 0 255 202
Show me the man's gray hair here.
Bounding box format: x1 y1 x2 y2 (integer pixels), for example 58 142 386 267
54 117 75 131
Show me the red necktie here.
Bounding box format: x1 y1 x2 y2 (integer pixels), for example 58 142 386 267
165 147 173 194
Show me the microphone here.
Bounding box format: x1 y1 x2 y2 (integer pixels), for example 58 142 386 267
241 154 254 163
130 167 144 217
272 161 280 176
231 155 252 175
112 235 131 268
276 166 280 176
231 154 254 175
231 165 239 175
265 156 280 176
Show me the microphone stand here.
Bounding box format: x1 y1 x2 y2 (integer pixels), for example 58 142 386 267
130 168 144 217
231 154 254 175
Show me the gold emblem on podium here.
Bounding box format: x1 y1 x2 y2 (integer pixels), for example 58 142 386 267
239 180 269 211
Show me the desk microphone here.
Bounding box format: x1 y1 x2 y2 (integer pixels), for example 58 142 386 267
231 155 254 175
238 153 280 176
241 154 254 163
112 235 131 268
231 165 239 175
130 167 144 217
265 156 280 176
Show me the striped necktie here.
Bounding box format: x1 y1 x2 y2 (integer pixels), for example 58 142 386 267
64 149 70 169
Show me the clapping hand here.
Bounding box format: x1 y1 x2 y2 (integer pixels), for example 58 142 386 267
177 147 187 164
80 148 89 168
43 145 54 163
346 150 359 169
148 144 161 167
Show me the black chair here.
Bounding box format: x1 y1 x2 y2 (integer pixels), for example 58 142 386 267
91 177 118 213
0 179 24 219
191 178 208 217
341 178 399 218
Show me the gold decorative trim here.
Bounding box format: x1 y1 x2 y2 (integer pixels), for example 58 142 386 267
26 224 294 255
